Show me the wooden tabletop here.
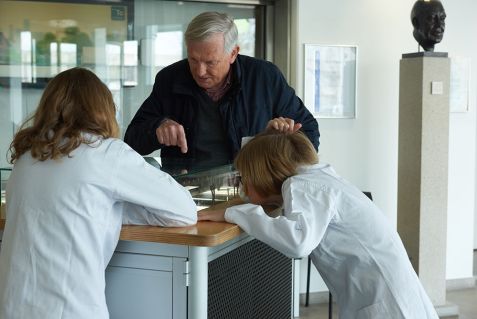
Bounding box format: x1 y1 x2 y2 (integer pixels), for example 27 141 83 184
119 221 242 247
0 198 245 247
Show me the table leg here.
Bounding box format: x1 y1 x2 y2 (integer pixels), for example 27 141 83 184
189 246 208 319
293 258 301 317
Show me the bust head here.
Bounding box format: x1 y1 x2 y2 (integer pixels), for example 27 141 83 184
411 0 446 51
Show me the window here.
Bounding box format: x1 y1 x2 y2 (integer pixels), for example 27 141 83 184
0 0 265 168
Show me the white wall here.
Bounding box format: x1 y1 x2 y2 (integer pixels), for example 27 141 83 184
442 0 477 277
291 0 477 293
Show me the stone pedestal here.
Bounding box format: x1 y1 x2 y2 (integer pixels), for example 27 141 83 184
397 54 451 311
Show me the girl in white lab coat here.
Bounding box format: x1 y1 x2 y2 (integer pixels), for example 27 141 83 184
199 130 438 319
0 68 197 319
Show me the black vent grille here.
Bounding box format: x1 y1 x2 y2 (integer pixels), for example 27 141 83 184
208 239 292 319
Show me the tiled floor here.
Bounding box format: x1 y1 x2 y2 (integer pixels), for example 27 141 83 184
298 251 477 319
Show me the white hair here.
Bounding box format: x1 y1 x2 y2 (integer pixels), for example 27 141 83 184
185 12 238 54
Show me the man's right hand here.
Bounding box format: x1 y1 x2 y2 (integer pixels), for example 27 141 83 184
156 119 188 153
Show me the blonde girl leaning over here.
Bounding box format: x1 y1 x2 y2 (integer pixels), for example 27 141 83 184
199 131 438 319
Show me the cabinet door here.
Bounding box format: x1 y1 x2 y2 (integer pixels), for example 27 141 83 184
106 266 172 319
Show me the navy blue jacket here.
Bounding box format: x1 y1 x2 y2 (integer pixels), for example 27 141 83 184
124 55 320 159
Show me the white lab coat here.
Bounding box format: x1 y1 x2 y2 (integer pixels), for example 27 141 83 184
225 163 438 319
0 135 197 319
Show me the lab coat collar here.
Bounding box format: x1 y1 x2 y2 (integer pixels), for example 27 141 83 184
296 163 330 175
81 132 103 144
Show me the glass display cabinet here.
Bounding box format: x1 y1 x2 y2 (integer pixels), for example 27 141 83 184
155 158 241 209
105 160 297 319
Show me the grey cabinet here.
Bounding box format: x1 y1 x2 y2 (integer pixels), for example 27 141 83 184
105 235 295 319
105 241 189 319
106 266 174 319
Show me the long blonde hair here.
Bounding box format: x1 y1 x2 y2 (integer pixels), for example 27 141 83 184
234 131 319 198
9 67 119 163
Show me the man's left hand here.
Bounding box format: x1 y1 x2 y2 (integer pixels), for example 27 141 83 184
266 117 302 133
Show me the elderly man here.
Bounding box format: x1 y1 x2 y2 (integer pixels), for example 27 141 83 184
411 0 446 52
125 11 320 165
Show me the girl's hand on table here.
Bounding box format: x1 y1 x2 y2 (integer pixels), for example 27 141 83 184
197 208 226 222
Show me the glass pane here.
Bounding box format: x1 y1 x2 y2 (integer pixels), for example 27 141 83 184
0 0 260 168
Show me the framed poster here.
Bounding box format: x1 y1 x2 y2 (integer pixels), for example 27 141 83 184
304 44 357 118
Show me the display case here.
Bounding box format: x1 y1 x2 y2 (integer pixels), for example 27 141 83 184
106 159 296 319
152 158 241 209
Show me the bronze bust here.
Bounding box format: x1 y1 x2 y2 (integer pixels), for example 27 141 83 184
411 0 446 52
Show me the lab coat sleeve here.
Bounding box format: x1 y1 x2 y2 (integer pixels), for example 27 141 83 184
113 142 197 227
224 179 335 258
